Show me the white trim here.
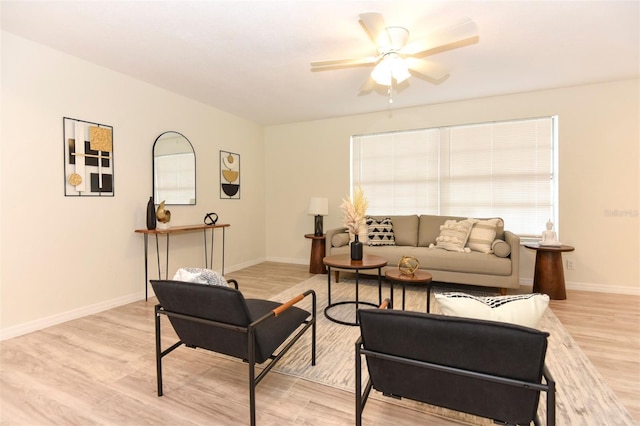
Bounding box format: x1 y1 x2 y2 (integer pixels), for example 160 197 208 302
0 292 143 341
520 278 640 296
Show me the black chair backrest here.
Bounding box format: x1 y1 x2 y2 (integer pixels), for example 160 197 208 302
152 279 252 359
358 309 549 425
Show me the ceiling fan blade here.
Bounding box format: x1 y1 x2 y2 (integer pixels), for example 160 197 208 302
403 18 479 56
359 12 391 49
405 57 449 81
310 56 379 68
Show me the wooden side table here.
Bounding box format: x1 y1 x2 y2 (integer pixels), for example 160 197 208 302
385 269 433 312
305 234 327 274
525 244 575 300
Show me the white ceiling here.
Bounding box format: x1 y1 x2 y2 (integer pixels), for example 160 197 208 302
2 1 639 125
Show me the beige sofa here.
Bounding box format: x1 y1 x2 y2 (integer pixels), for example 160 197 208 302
325 214 520 292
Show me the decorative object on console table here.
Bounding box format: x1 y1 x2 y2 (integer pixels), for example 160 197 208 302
308 197 328 236
156 200 171 230
220 150 240 199
63 117 114 197
146 197 157 230
204 212 218 225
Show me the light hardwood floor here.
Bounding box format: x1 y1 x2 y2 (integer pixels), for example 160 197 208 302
0 262 638 425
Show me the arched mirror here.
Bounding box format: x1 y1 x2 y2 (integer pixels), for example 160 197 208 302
153 131 196 205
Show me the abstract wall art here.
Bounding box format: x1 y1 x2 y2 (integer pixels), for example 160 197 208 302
63 117 114 197
220 150 240 199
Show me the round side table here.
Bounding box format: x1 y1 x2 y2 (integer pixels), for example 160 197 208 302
385 269 433 312
525 244 575 300
304 234 327 274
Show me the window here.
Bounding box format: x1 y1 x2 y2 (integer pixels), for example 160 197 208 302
351 116 557 237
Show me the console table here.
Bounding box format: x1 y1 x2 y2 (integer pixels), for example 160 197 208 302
135 224 230 300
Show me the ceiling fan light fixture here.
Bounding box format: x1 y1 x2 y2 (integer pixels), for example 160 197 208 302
371 53 410 86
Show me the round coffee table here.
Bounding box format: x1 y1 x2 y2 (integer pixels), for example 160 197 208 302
385 269 433 312
323 254 388 326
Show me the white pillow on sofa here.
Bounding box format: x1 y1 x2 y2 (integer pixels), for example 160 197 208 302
466 218 502 253
431 219 473 252
434 292 549 328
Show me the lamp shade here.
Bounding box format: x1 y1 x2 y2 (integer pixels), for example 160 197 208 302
308 197 328 216
371 53 411 86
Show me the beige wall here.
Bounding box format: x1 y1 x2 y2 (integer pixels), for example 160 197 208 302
0 33 266 338
265 79 640 295
2 30 638 339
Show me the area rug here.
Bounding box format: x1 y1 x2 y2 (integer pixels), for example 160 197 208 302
266 274 635 425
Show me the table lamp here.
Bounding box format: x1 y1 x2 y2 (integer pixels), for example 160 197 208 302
308 197 328 236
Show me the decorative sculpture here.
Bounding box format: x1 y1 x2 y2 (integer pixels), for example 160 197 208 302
398 255 419 276
540 220 561 246
156 200 171 230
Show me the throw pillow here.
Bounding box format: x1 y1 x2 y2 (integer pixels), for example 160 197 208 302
492 239 511 258
466 218 502 253
434 292 550 328
430 219 473 252
366 217 395 246
173 267 229 287
331 232 350 248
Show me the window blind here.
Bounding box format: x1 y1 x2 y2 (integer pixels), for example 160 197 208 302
351 116 557 236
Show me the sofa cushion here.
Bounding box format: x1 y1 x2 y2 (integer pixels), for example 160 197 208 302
370 215 418 246
331 232 350 248
434 293 550 328
433 219 473 252
466 218 502 253
492 239 511 258
366 217 395 246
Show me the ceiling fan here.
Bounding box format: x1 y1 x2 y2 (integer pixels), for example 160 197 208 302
311 12 479 98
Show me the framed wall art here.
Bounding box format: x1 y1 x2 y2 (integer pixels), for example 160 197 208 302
220 150 240 199
63 117 114 197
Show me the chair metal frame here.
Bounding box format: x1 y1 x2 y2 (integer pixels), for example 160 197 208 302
355 303 555 426
155 282 316 426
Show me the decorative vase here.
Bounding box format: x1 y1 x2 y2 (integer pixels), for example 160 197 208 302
351 234 363 261
146 197 156 230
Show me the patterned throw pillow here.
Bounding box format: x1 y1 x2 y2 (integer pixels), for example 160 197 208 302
173 267 229 287
434 292 550 328
366 217 395 246
431 219 473 252
466 218 502 253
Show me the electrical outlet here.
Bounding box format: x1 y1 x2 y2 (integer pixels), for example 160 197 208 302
566 260 574 270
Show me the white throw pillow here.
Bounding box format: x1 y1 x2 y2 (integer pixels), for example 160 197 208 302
434 292 550 328
466 218 502 253
431 219 473 252
173 267 229 287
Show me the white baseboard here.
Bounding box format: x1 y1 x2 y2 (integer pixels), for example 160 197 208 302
520 277 640 296
0 292 143 341
266 256 308 265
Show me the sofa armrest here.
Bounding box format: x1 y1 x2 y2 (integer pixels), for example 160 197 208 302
325 227 348 257
504 230 520 278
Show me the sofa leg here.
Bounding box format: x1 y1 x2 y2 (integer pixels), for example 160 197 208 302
500 288 508 295
334 271 340 283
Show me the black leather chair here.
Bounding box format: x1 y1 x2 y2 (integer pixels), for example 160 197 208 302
151 279 316 426
356 308 555 426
